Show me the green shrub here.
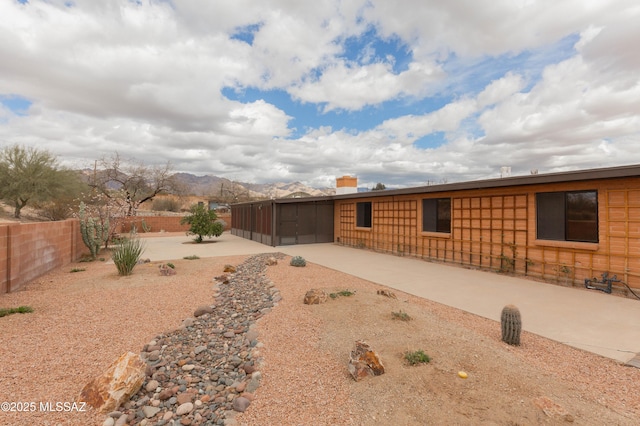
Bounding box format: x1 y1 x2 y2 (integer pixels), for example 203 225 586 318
180 203 224 243
166 262 175 269
183 255 200 260
0 306 33 318
290 256 306 267
112 235 146 276
404 350 431 365
70 268 86 273
392 310 412 321
329 290 355 299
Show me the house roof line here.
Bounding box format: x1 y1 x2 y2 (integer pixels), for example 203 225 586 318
232 163 640 206
331 163 640 200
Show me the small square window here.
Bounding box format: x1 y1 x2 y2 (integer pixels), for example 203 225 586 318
423 198 451 233
356 202 372 228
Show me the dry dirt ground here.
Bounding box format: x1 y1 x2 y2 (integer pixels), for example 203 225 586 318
1 248 639 425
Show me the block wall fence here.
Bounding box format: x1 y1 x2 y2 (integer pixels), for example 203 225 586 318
334 177 640 292
0 219 85 294
115 213 231 233
0 213 232 294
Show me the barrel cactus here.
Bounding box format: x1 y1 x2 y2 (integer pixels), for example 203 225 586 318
290 256 306 267
500 304 522 346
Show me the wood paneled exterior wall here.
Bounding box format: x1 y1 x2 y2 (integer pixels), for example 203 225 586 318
334 175 640 291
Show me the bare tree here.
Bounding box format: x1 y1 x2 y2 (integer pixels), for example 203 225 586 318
90 153 176 216
217 181 253 204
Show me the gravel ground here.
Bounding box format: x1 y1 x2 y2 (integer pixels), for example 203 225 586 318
1 251 639 425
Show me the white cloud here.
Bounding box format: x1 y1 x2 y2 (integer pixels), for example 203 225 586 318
224 100 291 137
0 0 639 189
289 59 443 111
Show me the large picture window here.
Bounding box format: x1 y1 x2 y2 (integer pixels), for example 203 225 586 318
356 202 372 228
422 198 451 233
536 191 598 242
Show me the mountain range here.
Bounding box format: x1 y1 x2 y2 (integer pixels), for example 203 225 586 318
171 173 335 200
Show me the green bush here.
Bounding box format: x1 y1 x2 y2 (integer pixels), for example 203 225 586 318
329 290 355 299
112 235 146 276
180 204 224 243
290 256 306 267
392 310 412 321
404 350 431 365
0 306 33 318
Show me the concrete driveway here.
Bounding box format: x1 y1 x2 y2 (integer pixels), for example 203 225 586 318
139 232 640 365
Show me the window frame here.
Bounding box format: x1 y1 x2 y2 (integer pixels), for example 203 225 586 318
422 198 451 234
356 201 372 228
536 190 598 243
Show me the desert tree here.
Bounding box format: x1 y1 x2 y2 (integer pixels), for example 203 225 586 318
0 144 84 218
90 152 177 216
180 203 224 243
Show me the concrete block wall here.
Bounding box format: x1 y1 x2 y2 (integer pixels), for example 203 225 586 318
115 213 232 234
0 219 85 294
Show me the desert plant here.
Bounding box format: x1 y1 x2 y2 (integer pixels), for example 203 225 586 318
392 310 412 321
0 305 33 318
141 219 151 233
290 256 306 267
152 197 181 212
112 234 146 276
183 255 200 260
501 304 522 346
329 290 355 299
70 268 86 273
404 350 431 365
181 203 224 243
79 201 110 260
166 262 175 269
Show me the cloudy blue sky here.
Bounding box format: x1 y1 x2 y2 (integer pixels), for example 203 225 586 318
1 0 639 189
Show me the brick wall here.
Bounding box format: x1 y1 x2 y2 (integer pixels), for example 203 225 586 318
0 213 234 294
114 213 232 234
0 219 86 294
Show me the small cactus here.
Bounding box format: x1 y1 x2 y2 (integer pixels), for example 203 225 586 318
501 304 522 346
290 256 306 267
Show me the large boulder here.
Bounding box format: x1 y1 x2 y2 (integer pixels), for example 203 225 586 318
303 289 328 305
348 340 385 381
78 352 146 413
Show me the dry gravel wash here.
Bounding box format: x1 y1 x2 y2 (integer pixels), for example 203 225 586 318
1 253 639 425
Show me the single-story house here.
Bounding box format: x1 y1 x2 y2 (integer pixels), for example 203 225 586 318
231 164 640 292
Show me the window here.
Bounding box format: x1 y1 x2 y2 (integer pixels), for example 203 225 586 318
422 198 451 233
356 202 372 228
536 190 598 242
